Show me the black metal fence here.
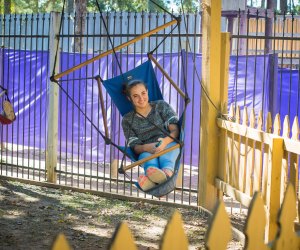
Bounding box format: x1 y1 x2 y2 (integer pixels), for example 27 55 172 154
0 9 299 206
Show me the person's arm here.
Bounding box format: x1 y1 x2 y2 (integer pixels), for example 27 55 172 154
153 123 179 153
133 142 158 155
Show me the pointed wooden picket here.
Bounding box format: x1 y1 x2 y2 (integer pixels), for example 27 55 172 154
225 104 235 185
273 184 299 250
52 233 72 250
257 111 263 131
253 111 263 193
205 201 231 250
244 192 270 250
290 117 299 210
160 210 188 250
109 222 137 250
245 109 255 195
291 116 299 141
273 114 281 136
229 103 235 121
236 106 241 125
282 115 290 138
239 106 249 193
232 106 241 188
265 112 272 133
280 116 290 203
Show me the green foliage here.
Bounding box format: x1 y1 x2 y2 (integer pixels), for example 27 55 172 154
0 0 63 14
87 0 169 12
0 0 200 14
173 0 198 12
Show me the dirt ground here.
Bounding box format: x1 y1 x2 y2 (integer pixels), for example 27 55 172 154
0 179 244 249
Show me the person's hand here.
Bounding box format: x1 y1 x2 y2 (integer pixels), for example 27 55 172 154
146 142 159 154
152 138 167 153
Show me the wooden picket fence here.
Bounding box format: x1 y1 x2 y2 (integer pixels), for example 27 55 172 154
51 184 299 250
49 104 300 249
217 104 300 240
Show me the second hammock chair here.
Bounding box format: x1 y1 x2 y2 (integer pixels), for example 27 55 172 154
0 86 16 125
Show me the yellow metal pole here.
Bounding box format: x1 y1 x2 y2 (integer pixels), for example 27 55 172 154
53 20 178 81
198 0 222 210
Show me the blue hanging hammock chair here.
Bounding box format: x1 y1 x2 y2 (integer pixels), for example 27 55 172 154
100 58 188 197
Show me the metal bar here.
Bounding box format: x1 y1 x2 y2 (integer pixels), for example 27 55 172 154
16 14 23 178
63 12 70 186
54 169 198 193
90 12 96 191
84 12 89 189
100 12 105 192
253 10 259 110
7 14 12 176
28 13 33 178
231 34 300 40
53 19 178 81
0 35 49 38
0 175 201 210
126 11 133 195
33 13 39 180
261 10 267 119
288 13 295 117
0 15 3 136
105 11 111 193
244 9 250 108
279 13 287 115
23 14 28 178
122 144 180 171
119 11 126 194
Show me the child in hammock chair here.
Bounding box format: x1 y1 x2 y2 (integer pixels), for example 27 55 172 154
121 80 180 191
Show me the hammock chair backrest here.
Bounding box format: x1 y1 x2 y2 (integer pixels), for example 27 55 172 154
102 60 163 116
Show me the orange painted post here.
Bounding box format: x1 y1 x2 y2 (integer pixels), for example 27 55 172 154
199 0 222 210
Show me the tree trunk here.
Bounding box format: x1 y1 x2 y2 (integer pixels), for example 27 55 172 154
280 0 287 14
74 0 87 52
67 0 74 13
4 0 11 14
265 0 275 54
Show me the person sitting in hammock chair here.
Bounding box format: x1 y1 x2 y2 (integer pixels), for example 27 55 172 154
121 80 180 191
